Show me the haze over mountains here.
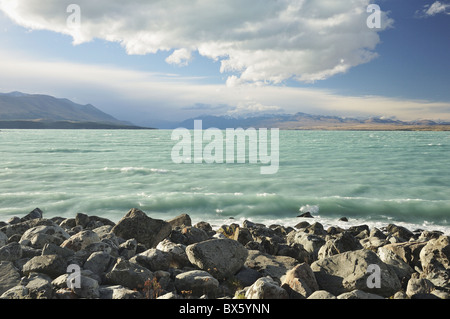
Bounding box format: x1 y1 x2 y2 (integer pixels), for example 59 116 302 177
1 91 449 131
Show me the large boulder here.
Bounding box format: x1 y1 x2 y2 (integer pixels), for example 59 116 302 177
112 209 171 248
186 239 248 280
0 262 21 296
419 235 450 273
20 225 70 249
60 230 100 252
22 255 67 279
311 249 401 297
378 241 426 270
156 239 190 268
245 250 298 282
167 214 192 228
419 235 450 290
281 263 319 298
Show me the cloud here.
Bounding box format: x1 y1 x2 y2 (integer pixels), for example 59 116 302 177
165 48 193 66
0 0 393 85
1 49 449 124
417 1 450 17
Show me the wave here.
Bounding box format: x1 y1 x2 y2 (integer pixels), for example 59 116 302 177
102 167 171 174
31 148 114 154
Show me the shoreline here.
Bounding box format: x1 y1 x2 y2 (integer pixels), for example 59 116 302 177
0 207 449 299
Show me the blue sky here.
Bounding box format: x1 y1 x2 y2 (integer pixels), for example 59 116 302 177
0 0 449 126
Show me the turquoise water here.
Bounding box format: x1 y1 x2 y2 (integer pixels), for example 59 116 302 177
0 129 449 233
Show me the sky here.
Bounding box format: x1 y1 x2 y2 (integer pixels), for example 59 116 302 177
0 0 449 126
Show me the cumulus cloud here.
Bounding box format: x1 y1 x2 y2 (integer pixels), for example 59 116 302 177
0 0 393 85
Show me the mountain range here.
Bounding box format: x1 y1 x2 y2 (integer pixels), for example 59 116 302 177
1 91 449 131
0 92 147 129
174 113 450 131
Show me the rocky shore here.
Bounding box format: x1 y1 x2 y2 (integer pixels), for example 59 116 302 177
0 207 449 299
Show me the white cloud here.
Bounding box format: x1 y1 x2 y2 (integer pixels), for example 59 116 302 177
165 48 193 66
418 1 450 17
0 0 393 85
1 49 449 124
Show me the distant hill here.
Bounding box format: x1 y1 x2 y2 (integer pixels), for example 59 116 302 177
0 92 150 129
174 113 450 131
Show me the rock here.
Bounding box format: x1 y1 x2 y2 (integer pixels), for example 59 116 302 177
245 250 298 282
406 278 435 298
318 232 362 259
287 231 325 261
307 290 337 299
303 223 327 236
167 214 192 228
386 224 414 241
181 226 210 245
419 235 450 290
22 254 67 279
392 291 408 299
111 208 172 248
84 252 114 277
311 249 401 297
295 221 310 230
20 225 70 249
73 275 100 299
339 217 348 222
0 218 56 238
245 277 289 299
347 225 370 237
157 292 181 299
297 212 313 218
0 242 22 262
174 270 219 298
0 231 8 248
130 248 171 272
156 239 190 268
337 289 384 299
282 263 319 298
21 208 43 222
60 230 100 252
186 239 248 280
360 236 389 251
419 235 450 274
153 270 174 295
42 243 75 259
277 243 310 263
118 238 138 259
92 225 114 239
99 285 142 299
0 285 30 299
378 241 426 270
377 245 415 282
105 258 153 290
233 227 253 246
23 273 53 299
75 213 90 228
59 218 76 230
0 262 21 296
234 266 262 287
